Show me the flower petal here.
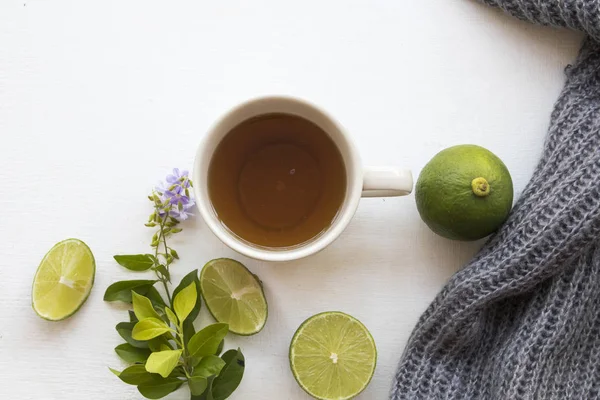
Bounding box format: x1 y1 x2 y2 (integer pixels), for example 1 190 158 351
179 196 190 205
155 181 169 193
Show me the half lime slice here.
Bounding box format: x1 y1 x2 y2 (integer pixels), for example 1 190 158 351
32 239 95 321
289 312 377 400
199 258 267 335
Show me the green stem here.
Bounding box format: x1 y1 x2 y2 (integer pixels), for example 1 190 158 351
176 328 193 376
161 279 172 306
153 199 173 307
162 226 170 268
174 335 184 348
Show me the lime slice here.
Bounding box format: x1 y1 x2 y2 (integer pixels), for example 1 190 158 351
32 239 95 321
289 312 377 400
199 258 267 335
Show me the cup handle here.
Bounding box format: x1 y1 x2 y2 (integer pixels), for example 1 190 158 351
362 166 413 197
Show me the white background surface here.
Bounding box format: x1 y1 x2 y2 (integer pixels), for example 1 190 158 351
0 1 583 399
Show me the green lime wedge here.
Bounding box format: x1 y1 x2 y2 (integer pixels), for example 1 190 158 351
289 312 377 400
199 258 267 335
32 239 95 321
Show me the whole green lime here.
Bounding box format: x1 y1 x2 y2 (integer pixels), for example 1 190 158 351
415 145 513 241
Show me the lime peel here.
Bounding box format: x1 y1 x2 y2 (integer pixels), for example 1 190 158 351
415 144 513 241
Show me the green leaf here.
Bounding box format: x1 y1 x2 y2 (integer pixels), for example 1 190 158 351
104 280 157 303
148 336 171 352
114 364 156 385
115 343 152 363
116 322 149 348
188 324 229 358
189 376 208 396
155 265 170 282
129 310 139 323
172 270 196 298
148 340 162 352
172 270 201 322
137 377 183 399
170 249 179 259
165 307 178 326
173 282 197 322
193 355 226 378
183 320 196 346
114 254 155 271
170 366 186 378
132 318 172 341
145 286 167 309
192 377 215 400
133 292 162 321
215 339 224 356
145 349 183 378
211 348 245 400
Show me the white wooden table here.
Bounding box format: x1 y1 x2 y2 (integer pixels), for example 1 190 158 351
0 1 583 399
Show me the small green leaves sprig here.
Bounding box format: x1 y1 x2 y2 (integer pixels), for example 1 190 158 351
104 169 244 399
108 279 244 399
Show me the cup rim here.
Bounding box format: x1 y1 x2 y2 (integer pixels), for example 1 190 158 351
192 95 362 262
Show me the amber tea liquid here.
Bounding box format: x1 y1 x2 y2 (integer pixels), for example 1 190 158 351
208 114 346 248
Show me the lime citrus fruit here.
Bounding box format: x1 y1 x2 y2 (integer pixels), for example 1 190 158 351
32 238 95 321
199 258 267 335
289 312 377 400
415 144 513 241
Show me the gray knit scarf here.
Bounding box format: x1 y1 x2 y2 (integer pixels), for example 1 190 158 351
391 1 600 399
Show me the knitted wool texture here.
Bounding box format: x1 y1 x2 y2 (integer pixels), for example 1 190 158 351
391 1 600 399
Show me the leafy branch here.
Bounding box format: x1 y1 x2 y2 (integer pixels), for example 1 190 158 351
104 169 244 400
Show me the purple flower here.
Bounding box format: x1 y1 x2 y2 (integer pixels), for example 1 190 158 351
170 200 195 221
155 180 169 195
164 185 191 206
166 168 190 188
153 167 195 222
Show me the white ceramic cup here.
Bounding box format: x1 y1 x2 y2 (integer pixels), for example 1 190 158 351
193 96 413 262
